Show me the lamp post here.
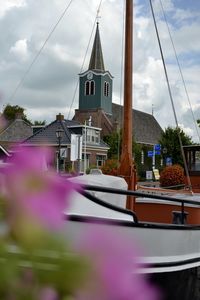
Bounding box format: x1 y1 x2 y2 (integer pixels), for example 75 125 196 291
162 147 167 166
56 127 64 173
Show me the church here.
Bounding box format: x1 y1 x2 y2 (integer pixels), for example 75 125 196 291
73 22 163 146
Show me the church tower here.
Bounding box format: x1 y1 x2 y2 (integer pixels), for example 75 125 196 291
78 22 113 115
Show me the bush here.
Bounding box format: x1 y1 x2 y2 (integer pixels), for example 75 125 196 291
160 164 185 187
101 159 119 176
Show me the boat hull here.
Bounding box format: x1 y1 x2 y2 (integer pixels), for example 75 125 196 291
151 267 200 300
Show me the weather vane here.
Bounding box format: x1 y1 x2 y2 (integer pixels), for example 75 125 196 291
97 8 101 24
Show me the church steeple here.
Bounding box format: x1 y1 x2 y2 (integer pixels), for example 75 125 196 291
78 21 113 115
88 23 105 72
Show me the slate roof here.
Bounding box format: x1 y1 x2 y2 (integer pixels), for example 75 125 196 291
111 103 163 145
25 119 80 145
0 119 32 142
88 22 105 72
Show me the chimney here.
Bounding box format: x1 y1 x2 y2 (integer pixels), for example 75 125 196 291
56 113 64 121
15 112 23 120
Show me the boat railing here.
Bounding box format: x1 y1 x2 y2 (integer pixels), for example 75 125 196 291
80 185 200 225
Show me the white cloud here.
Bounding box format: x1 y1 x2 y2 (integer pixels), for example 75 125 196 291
0 0 199 142
10 39 29 61
0 0 26 18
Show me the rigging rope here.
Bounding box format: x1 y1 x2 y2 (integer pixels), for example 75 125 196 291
8 0 75 103
159 0 200 143
149 0 192 190
67 0 103 119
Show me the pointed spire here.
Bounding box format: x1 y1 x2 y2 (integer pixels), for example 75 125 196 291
88 23 105 72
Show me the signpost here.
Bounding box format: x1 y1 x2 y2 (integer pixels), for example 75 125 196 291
166 157 172 166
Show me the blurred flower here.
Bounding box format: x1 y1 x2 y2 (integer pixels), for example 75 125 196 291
2 146 78 231
38 287 58 300
75 226 159 300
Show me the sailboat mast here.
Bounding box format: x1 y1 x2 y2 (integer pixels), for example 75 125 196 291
123 0 133 159
119 0 136 209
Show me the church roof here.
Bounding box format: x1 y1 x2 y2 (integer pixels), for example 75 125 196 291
111 103 163 145
88 23 105 72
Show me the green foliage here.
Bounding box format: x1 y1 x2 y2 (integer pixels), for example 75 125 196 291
159 126 193 166
103 131 121 159
103 131 158 180
33 120 46 125
160 164 185 187
3 104 32 125
101 159 119 176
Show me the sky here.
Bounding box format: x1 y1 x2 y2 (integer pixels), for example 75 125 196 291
0 0 200 141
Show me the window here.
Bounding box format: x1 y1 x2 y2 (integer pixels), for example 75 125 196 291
85 128 100 144
85 81 90 95
104 81 109 97
96 155 106 167
85 80 95 96
91 81 95 95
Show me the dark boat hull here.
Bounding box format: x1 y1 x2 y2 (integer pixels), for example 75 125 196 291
151 267 200 300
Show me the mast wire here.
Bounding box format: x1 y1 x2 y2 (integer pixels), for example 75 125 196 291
67 0 103 119
149 0 192 190
8 0 75 103
159 0 200 143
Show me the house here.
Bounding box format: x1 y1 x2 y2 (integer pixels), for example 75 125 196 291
24 113 109 173
0 112 33 161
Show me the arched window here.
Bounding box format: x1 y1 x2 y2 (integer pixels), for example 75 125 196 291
85 81 90 95
91 80 95 95
85 80 95 96
104 81 109 97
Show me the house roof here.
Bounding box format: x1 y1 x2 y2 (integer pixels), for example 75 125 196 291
0 118 33 142
88 22 105 72
111 103 163 145
25 118 80 145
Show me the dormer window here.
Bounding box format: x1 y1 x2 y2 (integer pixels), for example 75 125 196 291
104 81 109 97
85 80 95 96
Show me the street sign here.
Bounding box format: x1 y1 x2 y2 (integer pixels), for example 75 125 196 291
146 170 153 180
148 151 153 157
154 144 161 151
166 157 172 166
60 148 67 158
155 150 161 155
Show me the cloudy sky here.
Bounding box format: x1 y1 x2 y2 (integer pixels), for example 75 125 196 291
0 0 200 141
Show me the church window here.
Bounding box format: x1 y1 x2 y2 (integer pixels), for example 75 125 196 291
85 81 90 95
85 80 95 96
91 80 95 95
104 81 109 97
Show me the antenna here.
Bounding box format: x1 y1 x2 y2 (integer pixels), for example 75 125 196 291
152 104 154 116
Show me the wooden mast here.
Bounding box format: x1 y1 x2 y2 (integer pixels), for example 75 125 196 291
118 0 136 210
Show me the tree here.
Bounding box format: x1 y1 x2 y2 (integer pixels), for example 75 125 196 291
159 126 193 166
33 120 46 125
3 104 32 125
103 131 121 159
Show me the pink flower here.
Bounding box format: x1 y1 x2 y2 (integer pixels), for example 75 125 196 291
75 226 160 300
38 287 58 300
2 146 78 231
